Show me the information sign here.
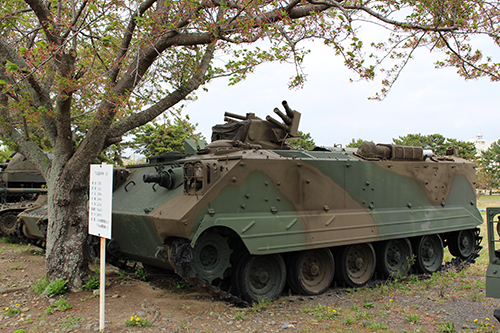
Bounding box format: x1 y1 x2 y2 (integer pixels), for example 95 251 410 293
89 164 113 239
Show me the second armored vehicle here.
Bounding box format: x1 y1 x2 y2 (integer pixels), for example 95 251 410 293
0 153 46 238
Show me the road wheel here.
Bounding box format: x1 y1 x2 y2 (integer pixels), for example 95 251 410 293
377 238 412 279
448 229 476 259
335 243 375 287
237 254 286 303
287 248 334 295
414 234 443 274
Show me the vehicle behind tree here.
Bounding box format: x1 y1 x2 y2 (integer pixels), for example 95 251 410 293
0 153 46 240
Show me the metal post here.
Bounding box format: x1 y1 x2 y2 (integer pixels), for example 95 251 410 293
99 237 106 331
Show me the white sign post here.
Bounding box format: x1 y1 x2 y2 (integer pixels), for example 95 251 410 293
89 164 113 332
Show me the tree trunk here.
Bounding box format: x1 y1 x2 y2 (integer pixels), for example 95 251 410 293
45 165 92 290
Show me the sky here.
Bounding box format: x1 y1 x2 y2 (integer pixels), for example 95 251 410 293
181 41 499 149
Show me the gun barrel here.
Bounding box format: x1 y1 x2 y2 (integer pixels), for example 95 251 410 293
266 115 289 132
282 101 294 119
273 108 292 126
224 112 247 121
0 188 47 194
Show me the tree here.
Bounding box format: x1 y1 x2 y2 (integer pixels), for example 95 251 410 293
346 138 369 149
129 116 204 156
478 140 500 193
393 134 476 160
288 131 316 151
0 145 15 163
0 0 498 290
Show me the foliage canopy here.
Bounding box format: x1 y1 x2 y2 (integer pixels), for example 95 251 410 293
0 0 498 289
478 140 500 191
288 131 316 151
393 133 476 160
129 116 204 156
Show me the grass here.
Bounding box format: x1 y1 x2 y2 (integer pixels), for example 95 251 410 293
0 196 496 332
59 316 81 329
31 277 49 295
45 278 68 296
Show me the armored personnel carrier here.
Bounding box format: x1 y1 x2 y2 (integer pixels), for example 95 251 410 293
0 153 46 238
106 101 482 303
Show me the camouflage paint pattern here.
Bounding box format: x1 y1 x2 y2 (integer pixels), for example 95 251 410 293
111 141 481 266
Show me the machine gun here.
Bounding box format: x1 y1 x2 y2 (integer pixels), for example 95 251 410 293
210 100 301 150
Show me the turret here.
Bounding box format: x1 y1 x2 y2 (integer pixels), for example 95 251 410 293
209 100 301 150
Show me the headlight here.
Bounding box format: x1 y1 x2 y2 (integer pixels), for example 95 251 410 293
194 164 203 178
184 164 193 180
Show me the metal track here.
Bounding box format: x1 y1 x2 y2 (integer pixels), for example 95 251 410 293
15 219 46 249
3 229 483 307
169 238 250 306
441 227 483 272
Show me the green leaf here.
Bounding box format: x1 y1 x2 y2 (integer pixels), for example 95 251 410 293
5 60 18 72
101 36 112 46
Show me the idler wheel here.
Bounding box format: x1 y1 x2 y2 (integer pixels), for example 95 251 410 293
335 243 375 287
287 249 334 295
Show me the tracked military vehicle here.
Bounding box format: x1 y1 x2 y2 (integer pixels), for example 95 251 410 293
106 100 482 303
0 153 46 238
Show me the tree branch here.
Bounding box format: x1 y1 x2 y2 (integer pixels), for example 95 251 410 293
25 0 61 44
438 31 500 81
108 0 158 83
106 43 217 142
0 38 57 145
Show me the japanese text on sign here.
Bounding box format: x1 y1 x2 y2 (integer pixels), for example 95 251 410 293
89 164 113 239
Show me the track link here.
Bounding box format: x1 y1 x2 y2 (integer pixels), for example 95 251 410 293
169 238 250 306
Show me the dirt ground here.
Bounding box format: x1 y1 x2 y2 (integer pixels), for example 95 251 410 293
0 196 499 332
1 239 499 333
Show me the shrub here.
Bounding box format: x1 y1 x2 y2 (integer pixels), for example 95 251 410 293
83 275 99 291
45 278 68 296
32 277 50 294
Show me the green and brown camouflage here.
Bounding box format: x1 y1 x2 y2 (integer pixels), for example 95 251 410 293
0 152 46 204
0 153 46 237
108 101 482 303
